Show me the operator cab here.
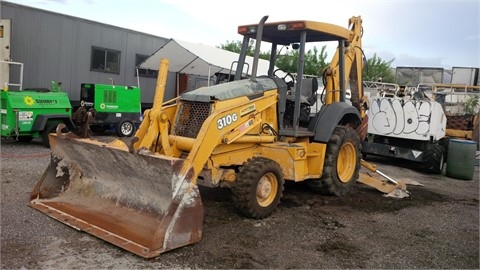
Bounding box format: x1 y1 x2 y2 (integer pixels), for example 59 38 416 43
234 17 361 138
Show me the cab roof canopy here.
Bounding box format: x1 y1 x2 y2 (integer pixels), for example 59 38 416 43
238 20 352 45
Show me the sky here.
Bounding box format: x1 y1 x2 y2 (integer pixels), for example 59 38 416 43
5 0 480 69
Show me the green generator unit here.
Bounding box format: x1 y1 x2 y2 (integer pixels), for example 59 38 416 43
0 82 75 147
79 83 142 137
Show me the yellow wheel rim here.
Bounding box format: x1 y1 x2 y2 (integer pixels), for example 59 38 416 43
337 141 356 183
256 173 278 207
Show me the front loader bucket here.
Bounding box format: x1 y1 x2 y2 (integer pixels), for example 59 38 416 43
28 133 203 258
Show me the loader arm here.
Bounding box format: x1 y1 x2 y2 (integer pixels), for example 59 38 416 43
132 58 171 153
132 59 281 187
168 89 279 186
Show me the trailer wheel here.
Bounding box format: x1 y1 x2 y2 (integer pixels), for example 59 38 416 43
90 125 107 134
16 136 33 143
421 144 445 174
42 122 68 148
232 157 284 219
308 126 361 196
116 120 135 137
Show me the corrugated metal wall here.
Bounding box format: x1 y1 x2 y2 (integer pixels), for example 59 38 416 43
1 1 175 108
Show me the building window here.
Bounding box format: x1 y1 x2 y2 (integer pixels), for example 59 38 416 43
135 54 158 78
91 46 120 74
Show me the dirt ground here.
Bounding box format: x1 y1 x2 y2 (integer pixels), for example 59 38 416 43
1 136 479 269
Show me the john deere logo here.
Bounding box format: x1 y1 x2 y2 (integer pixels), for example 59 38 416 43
24 96 34 106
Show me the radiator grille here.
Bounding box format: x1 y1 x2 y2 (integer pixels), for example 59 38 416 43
174 101 211 138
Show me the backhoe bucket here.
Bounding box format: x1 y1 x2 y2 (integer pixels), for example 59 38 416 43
28 133 203 258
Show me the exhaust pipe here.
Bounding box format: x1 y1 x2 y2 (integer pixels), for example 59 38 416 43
250 15 269 82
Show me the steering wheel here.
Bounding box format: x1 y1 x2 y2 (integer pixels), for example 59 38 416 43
273 69 295 88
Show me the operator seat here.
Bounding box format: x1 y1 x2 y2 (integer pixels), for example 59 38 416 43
284 77 319 126
286 77 318 106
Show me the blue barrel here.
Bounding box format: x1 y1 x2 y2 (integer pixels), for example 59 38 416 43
446 139 477 180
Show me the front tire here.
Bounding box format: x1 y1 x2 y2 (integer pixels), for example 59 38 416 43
232 157 284 219
308 125 361 196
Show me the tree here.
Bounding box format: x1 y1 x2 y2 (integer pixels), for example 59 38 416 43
219 40 270 60
220 40 394 83
275 46 329 77
219 40 245 54
465 95 479 115
219 41 328 77
363 53 395 83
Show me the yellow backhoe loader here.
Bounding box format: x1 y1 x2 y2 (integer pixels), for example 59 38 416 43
29 15 405 258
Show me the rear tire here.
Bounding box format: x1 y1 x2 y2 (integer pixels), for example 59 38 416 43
117 120 135 137
308 126 361 196
421 144 445 174
232 157 284 219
